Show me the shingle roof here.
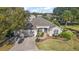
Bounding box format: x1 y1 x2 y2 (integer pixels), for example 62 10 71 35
30 16 56 29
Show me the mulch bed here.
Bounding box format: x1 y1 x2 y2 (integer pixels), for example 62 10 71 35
36 35 62 42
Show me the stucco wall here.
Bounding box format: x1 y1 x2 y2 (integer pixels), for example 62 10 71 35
32 29 37 37
49 27 62 36
25 27 62 37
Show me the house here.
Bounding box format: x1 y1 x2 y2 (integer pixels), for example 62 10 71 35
46 14 53 19
37 15 42 17
26 15 62 37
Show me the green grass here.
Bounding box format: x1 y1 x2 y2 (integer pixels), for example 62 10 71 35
37 38 79 51
65 25 79 31
37 39 74 51
36 25 79 51
37 25 79 51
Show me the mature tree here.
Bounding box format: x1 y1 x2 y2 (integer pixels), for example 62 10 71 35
25 10 30 18
0 7 28 41
53 7 79 23
61 10 73 25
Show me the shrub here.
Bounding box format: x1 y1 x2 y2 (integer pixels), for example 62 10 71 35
37 32 44 37
60 30 75 41
35 38 40 42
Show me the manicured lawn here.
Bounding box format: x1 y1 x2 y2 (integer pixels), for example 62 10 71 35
65 25 79 31
36 39 74 51
36 25 79 51
36 38 79 51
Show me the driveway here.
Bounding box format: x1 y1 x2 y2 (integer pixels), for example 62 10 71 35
10 37 38 51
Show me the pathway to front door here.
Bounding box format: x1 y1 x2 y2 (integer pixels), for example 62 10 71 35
10 37 38 51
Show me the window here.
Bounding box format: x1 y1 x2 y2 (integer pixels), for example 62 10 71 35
54 29 58 36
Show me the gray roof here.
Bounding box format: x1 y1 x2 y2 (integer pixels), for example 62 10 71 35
30 16 56 29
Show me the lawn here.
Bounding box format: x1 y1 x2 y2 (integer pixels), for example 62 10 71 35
65 25 79 31
36 38 79 51
36 25 79 51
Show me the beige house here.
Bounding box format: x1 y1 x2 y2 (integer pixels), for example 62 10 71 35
26 15 62 37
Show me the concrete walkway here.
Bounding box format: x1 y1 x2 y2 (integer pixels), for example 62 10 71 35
10 37 38 51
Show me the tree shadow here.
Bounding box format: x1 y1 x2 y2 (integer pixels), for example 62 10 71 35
18 38 24 44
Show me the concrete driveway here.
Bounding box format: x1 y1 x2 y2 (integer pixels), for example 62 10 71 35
10 37 38 51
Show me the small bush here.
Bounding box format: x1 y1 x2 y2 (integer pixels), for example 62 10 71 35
37 32 44 37
60 30 75 41
35 38 40 42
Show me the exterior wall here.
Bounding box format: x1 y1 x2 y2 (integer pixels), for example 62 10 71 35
48 27 62 36
37 15 42 17
33 26 62 37
24 27 62 37
42 29 44 32
47 28 52 36
32 29 37 37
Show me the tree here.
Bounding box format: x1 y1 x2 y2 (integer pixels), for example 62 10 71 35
53 7 79 23
25 10 30 18
61 10 73 25
0 7 28 41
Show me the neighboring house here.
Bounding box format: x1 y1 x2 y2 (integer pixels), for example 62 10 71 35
37 15 42 17
46 14 52 19
44 14 59 20
25 15 62 37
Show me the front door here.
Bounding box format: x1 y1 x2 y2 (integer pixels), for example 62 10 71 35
53 29 58 36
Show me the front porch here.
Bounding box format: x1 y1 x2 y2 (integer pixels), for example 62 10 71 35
36 27 50 41
37 28 48 33
36 26 49 33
